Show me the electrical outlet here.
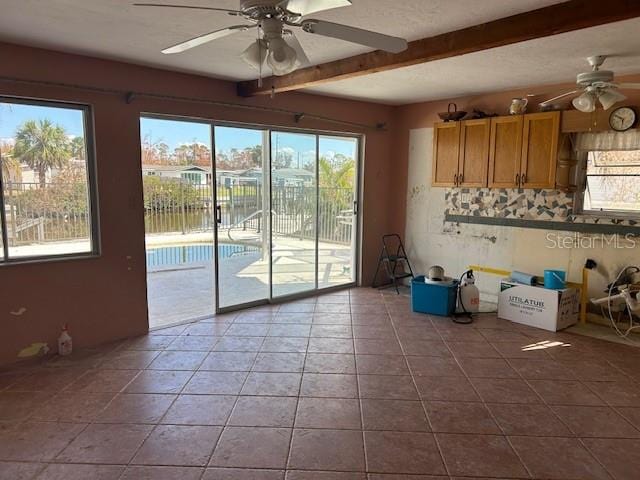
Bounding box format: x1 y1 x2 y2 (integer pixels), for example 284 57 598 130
460 193 471 204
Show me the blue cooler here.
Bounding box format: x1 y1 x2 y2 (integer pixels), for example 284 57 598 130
411 276 459 316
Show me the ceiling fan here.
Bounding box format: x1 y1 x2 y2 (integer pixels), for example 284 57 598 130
133 0 408 78
539 55 640 113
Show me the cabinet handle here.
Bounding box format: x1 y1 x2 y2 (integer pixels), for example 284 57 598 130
454 173 458 186
459 174 464 184
521 173 527 185
515 173 520 186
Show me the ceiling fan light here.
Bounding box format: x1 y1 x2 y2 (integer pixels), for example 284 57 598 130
572 92 596 113
267 37 298 76
240 40 267 70
599 89 627 110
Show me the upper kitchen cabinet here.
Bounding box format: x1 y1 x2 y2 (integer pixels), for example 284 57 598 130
458 119 490 187
520 111 560 188
488 115 523 188
432 121 460 187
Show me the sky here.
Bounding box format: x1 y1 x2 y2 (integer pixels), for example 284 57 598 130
0 102 85 140
140 117 358 161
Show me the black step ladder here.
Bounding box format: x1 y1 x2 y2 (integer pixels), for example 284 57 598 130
371 234 414 294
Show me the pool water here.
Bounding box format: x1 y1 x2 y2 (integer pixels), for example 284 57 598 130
146 243 258 269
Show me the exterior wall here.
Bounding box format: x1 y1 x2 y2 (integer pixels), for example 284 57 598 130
0 42 394 366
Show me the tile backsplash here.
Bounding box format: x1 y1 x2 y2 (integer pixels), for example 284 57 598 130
446 188 638 227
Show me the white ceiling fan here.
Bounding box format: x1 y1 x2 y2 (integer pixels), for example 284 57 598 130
133 0 408 78
539 55 640 113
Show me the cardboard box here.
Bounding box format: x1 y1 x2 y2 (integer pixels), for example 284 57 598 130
498 280 579 332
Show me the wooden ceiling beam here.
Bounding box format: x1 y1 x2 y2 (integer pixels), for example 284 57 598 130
237 0 640 97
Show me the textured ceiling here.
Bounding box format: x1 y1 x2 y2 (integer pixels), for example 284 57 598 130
0 0 639 105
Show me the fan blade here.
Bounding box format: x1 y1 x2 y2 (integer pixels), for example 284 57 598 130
133 3 241 14
539 90 581 106
162 25 255 54
618 83 640 89
302 19 407 53
284 31 310 67
280 0 351 16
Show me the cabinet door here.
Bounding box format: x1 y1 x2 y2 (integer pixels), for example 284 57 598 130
488 116 523 188
459 119 490 187
432 122 460 187
520 111 560 188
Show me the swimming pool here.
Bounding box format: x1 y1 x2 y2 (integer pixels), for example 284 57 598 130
146 243 259 269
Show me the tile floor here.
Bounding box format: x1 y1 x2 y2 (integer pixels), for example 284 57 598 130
2 288 640 479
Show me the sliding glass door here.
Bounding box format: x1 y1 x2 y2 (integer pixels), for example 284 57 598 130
214 126 270 310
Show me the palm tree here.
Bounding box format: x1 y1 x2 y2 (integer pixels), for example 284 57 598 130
0 142 21 183
13 119 71 188
70 136 85 160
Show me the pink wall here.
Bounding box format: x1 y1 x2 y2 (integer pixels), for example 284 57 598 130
0 42 395 366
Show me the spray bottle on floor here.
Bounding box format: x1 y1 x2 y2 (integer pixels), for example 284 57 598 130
58 324 73 356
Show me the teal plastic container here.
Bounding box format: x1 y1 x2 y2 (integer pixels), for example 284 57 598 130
544 269 566 289
411 276 459 316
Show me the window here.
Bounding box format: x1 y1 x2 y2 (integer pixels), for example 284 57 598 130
580 150 640 215
0 97 98 262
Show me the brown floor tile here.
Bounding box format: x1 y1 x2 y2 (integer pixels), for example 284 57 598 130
351 314 390 327
162 394 236 425
268 324 312 337
100 350 160 370
457 358 518 378
228 396 297 427
487 403 571 436
36 463 124 479
167 336 219 351
210 427 291 469
436 433 527 478
562 360 630 382
203 467 284 479
358 375 418 400
214 337 264 352
436 328 484 342
301 374 358 398
9 368 87 392
96 393 175 423
148 351 208 370
305 354 356 374
446 341 500 359
399 340 451 356
582 438 640 480
364 431 445 475
552 405 640 438
279 303 317 314
509 436 611 480
0 421 85 461
30 391 114 422
253 352 306 373
226 324 270 337
470 378 541 404
426 401 500 434
355 355 409 375
57 423 152 464
352 325 396 339
296 397 361 429
183 371 247 395
508 358 576 380
413 376 480 402
67 369 140 393
122 465 204 480
395 325 441 340
308 338 354 354
0 461 42 480
311 325 353 338
478 329 532 342
490 341 552 359
286 471 366 480
361 399 429 431
585 381 640 407
241 372 301 396
289 429 365 472
126 370 192 394
183 323 229 336
199 351 257 371
354 338 402 355
528 379 605 405
315 304 350 314
406 356 463 377
313 314 351 325
125 335 176 350
260 337 308 353
618 407 640 430
133 425 222 466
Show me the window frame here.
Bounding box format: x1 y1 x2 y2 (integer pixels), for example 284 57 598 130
0 95 101 265
575 149 640 220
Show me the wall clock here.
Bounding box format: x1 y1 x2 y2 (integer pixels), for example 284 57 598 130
609 106 636 132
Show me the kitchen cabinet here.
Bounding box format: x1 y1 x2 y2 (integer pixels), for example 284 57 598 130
432 121 460 187
432 119 490 187
488 115 523 188
433 111 561 189
520 112 560 188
